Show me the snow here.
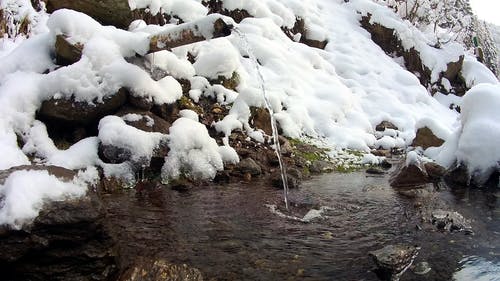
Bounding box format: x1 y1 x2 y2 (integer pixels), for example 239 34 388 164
128 0 208 22
98 116 166 167
0 167 97 229
461 55 499 87
162 117 227 180
432 84 500 184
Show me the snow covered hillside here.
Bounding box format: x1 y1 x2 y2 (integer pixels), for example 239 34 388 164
0 0 499 228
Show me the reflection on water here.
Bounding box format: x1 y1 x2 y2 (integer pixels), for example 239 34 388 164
454 256 500 281
103 172 500 281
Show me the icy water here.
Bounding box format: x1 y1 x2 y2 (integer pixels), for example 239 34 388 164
103 172 500 281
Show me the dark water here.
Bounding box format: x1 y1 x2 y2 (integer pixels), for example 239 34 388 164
103 172 500 281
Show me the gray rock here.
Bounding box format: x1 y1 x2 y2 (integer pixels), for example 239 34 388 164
369 244 420 281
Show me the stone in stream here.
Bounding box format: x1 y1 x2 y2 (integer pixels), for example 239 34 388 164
431 210 473 234
369 244 420 281
118 258 203 281
0 165 116 280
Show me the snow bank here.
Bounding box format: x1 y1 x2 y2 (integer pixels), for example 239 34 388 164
432 84 500 184
128 0 208 22
350 0 464 82
162 117 238 180
461 55 499 88
0 168 97 229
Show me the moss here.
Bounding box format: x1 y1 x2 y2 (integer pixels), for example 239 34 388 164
210 71 240 91
178 95 203 114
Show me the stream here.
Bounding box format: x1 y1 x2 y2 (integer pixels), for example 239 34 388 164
103 171 500 281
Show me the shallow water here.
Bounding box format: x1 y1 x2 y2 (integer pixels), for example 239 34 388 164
103 172 499 280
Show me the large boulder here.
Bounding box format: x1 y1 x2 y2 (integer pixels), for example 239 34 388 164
45 0 166 29
0 165 116 281
37 88 128 126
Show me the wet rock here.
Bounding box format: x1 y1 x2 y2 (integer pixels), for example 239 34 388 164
0 165 116 281
272 168 301 189
366 167 385 175
397 187 433 199
444 164 470 187
411 127 444 149
424 162 446 181
375 121 398 132
54 35 82 66
278 136 293 157
431 210 473 233
412 261 431 275
389 163 429 188
369 244 420 281
118 258 203 281
38 88 128 125
237 158 262 176
379 159 393 169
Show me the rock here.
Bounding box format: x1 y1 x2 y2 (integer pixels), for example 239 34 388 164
0 165 116 280
282 17 328 49
46 0 165 29
411 127 444 149
389 163 430 188
128 95 154 111
366 167 385 175
444 164 470 187
250 107 272 136
369 244 420 281
54 35 82 66
272 168 301 189
375 121 398 132
99 144 132 164
372 149 391 157
443 55 464 82
117 108 171 134
309 160 332 174
379 159 393 169
118 258 203 281
397 188 433 199
237 158 262 176
431 209 473 233
412 261 431 275
424 162 446 181
0 165 76 184
152 102 180 124
38 88 128 125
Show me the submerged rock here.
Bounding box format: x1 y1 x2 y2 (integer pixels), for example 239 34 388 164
369 244 420 281
118 258 203 281
0 165 116 280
